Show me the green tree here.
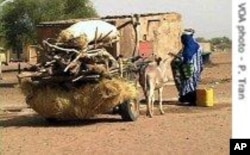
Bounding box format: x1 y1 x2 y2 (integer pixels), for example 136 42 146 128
0 0 98 50
209 37 232 51
64 0 98 19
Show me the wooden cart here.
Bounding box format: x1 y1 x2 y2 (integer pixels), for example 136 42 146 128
18 17 142 121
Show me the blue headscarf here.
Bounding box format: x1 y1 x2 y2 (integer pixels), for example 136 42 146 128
181 34 200 63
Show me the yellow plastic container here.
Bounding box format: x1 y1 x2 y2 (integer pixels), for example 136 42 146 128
196 88 214 107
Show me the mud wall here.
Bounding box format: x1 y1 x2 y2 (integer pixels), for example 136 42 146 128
104 13 183 80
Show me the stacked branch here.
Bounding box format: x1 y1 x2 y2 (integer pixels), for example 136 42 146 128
18 20 123 84
18 39 139 87
18 18 143 86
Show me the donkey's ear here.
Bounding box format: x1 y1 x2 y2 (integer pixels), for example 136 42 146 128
155 57 162 66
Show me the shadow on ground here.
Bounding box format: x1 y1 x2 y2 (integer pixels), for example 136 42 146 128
0 113 123 128
0 100 231 128
0 82 18 88
140 99 231 114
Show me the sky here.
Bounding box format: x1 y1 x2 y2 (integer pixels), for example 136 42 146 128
91 0 232 39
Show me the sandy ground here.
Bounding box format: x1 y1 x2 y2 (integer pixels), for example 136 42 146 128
0 52 231 155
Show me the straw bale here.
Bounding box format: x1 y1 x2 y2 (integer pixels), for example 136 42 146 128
21 78 138 120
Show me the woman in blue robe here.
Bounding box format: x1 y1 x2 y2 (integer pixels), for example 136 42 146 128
171 29 203 105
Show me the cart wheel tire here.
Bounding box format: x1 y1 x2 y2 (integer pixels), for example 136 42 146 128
45 118 59 123
119 99 139 121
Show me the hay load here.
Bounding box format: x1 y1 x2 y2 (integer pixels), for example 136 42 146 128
57 20 120 49
21 78 138 120
18 18 140 121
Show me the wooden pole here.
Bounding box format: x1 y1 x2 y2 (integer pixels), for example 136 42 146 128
132 14 140 57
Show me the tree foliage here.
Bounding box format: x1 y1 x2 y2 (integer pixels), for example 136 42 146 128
209 37 232 51
64 0 98 19
196 36 232 51
0 0 98 50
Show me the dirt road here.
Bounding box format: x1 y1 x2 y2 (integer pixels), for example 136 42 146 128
0 52 231 155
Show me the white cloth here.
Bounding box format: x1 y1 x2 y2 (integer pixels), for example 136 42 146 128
63 20 119 43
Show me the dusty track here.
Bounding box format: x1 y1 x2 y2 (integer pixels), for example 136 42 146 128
0 52 231 155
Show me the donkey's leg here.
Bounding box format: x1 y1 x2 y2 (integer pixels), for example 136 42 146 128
143 88 150 116
158 87 164 114
148 94 153 117
151 92 155 116
146 90 152 117
147 82 155 117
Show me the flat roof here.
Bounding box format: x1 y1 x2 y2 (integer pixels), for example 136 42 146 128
37 12 180 26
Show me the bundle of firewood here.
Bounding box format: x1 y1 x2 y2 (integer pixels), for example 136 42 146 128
17 20 141 86
18 40 139 88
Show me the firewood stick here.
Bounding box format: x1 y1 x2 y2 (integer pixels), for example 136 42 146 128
43 40 80 54
72 75 84 82
79 75 100 81
87 48 103 54
64 49 88 72
86 49 118 67
88 38 119 49
94 27 98 49
99 30 113 42
45 60 56 67
17 72 43 79
118 57 123 77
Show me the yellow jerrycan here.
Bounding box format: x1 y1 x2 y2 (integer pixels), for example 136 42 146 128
196 88 214 107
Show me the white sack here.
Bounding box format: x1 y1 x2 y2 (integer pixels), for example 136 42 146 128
58 20 119 48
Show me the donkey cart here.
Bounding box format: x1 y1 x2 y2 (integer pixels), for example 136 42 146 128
18 19 141 122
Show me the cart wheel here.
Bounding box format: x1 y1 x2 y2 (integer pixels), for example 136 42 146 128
119 99 139 121
45 118 59 123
